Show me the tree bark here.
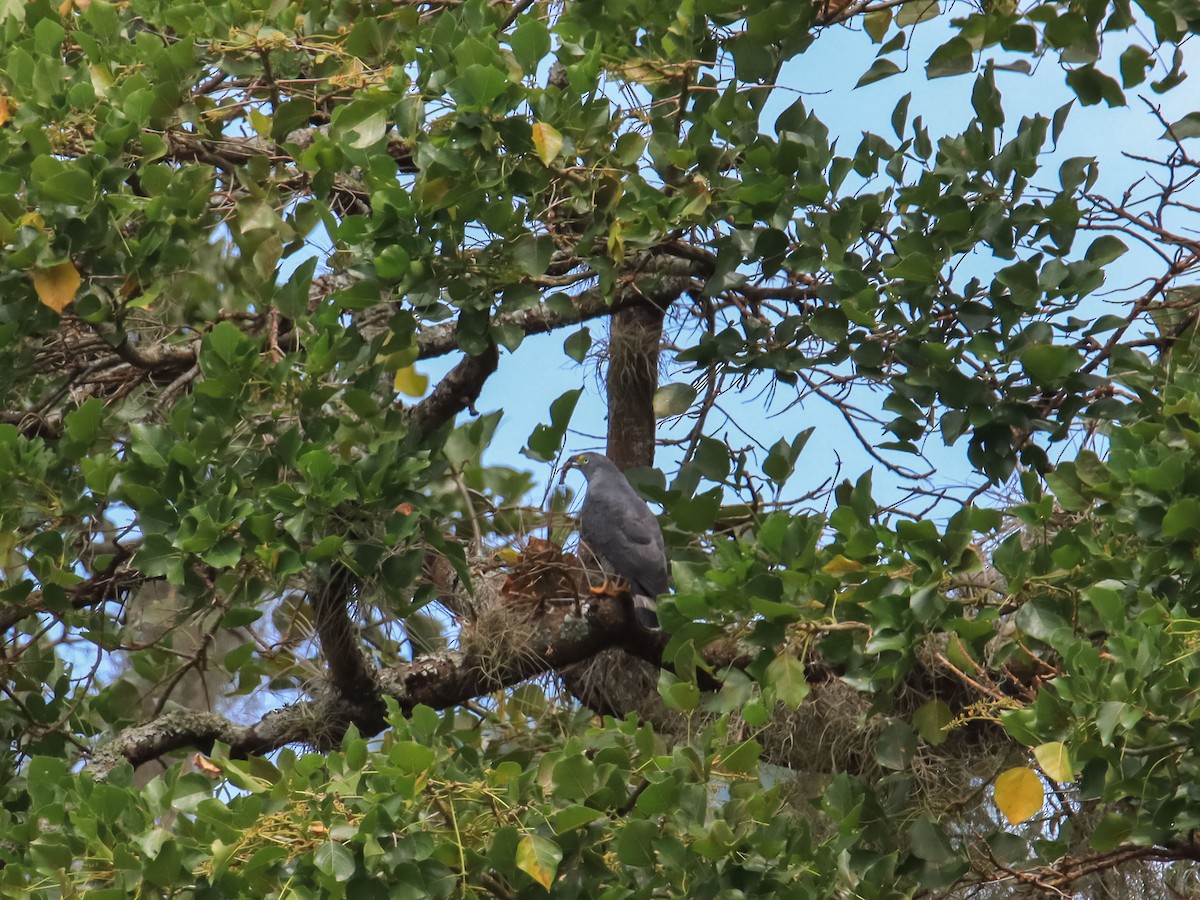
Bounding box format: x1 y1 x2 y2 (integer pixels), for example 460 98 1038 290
605 299 666 470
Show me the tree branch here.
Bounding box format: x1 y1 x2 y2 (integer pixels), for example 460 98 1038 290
310 566 383 709
407 341 500 436
0 543 139 635
0 410 63 440
164 128 416 174
86 590 651 776
414 290 636 360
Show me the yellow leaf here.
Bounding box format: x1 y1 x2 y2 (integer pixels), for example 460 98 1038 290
191 754 222 778
32 261 81 313
0 95 10 127
607 220 624 260
249 108 272 139
89 65 113 98
1033 741 1073 783
393 365 428 398
822 554 865 576
531 122 563 167
418 176 451 207
994 766 1044 825
679 176 711 218
515 834 561 891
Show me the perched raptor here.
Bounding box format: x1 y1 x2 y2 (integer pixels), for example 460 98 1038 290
563 453 667 630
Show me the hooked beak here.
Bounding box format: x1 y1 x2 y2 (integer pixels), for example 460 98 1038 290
559 455 580 484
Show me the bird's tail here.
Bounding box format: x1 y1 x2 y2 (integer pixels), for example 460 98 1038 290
632 594 659 630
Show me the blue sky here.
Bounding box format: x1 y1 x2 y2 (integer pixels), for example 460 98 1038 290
468 21 1199 517
287 15 1199 519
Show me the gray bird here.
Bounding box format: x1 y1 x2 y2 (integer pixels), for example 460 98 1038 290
562 453 667 630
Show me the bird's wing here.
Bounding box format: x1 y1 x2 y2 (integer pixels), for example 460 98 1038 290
581 484 668 595
582 485 658 547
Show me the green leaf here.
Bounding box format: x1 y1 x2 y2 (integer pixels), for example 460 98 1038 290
876 721 917 771
925 36 973 79
332 102 387 150
913 700 953 745
971 68 1004 129
1014 598 1070 646
31 157 94 205
513 233 555 276
614 132 647 166
856 58 901 88
891 92 911 139
1082 582 1124 630
1066 65 1125 107
617 820 657 867
1019 345 1082 384
1165 113 1200 139
375 246 412 280
1096 700 1140 745
763 430 812 486
896 0 939 26
391 741 437 773
510 20 551 71
1090 813 1133 850
1119 45 1152 88
714 739 761 775
522 388 582 462
551 754 595 800
1152 47 1186 93
1084 235 1127 265
659 670 701 711
308 534 345 562
553 805 604 834
766 653 810 709
564 328 591 363
863 8 891 42
1162 498 1200 539
451 64 510 110
909 816 954 862
64 397 105 446
652 383 697 418
313 841 355 882
27 756 67 805
206 320 252 367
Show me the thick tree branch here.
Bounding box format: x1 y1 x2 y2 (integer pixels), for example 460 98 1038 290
414 252 701 360
108 332 199 372
414 289 638 360
0 410 63 440
310 566 383 709
87 590 655 776
164 128 416 174
606 298 670 470
407 341 500 436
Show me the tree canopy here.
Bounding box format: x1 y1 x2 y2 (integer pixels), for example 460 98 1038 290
3 0 1200 895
